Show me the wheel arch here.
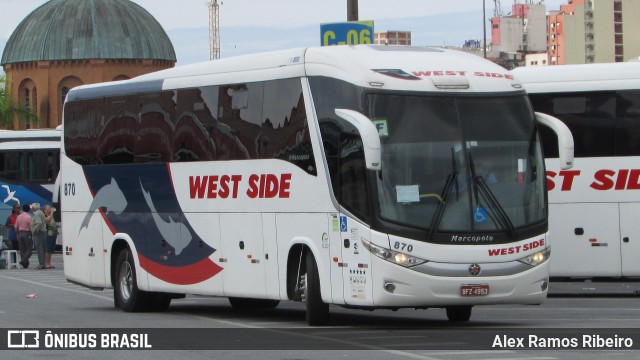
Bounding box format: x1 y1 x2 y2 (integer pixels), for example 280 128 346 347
285 237 330 302
110 235 142 289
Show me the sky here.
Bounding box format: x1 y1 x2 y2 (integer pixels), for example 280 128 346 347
0 0 569 67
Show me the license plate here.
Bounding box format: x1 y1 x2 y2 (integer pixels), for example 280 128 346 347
460 284 489 297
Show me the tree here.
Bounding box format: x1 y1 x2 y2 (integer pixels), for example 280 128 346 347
0 73 37 129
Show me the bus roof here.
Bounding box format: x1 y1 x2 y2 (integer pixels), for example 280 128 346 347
67 45 523 102
0 128 61 142
0 140 60 150
511 62 640 93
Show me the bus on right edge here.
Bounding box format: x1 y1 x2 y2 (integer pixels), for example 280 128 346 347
512 62 640 280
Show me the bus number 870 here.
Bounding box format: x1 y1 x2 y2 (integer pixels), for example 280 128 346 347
64 182 76 196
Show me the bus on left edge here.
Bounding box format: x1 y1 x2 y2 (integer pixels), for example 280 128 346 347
0 127 61 223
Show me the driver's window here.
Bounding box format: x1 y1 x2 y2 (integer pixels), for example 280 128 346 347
338 133 369 222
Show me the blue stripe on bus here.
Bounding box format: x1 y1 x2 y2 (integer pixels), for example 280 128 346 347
82 163 221 284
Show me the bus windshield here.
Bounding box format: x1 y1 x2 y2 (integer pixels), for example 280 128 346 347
367 94 546 240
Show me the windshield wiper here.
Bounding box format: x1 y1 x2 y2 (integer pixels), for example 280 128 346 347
427 147 458 240
469 155 517 239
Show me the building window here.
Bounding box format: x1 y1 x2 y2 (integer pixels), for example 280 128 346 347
33 88 38 114
33 87 37 124
24 88 31 129
614 1 622 11
615 23 623 33
61 86 70 106
614 13 622 22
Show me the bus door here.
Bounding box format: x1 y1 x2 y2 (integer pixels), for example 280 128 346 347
334 131 375 305
338 215 374 305
328 214 345 304
619 203 640 276
219 213 267 298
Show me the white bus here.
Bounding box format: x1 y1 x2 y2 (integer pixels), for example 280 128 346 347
0 128 61 222
513 62 640 279
61 45 572 325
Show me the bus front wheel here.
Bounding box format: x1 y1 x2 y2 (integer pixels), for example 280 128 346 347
446 305 472 322
115 249 149 312
304 251 329 326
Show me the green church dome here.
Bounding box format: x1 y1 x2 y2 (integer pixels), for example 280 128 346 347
1 0 176 65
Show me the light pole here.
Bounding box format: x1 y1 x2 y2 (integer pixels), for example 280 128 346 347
347 0 358 21
483 0 487 58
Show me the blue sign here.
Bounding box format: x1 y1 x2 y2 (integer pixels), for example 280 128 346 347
474 207 489 224
340 216 348 232
320 21 374 46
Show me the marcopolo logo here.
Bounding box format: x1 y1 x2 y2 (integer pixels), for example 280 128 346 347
7 330 40 348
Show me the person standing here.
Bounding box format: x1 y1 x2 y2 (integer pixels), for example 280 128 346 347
31 203 47 270
5 203 21 251
15 204 33 268
44 205 58 269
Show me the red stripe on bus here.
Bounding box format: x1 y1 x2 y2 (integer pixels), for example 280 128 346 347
139 255 224 285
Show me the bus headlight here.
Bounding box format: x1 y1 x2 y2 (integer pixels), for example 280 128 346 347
361 240 427 267
518 247 551 267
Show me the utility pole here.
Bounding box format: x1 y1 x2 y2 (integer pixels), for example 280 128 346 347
483 0 487 58
347 0 358 21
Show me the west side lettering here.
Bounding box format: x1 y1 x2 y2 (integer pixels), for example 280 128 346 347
189 174 292 199
488 239 544 257
547 169 640 191
411 70 514 80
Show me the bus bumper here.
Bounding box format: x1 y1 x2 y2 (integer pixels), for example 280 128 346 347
369 256 549 307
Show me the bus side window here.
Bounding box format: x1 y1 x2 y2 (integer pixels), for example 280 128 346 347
262 79 317 175
531 92 616 158
319 120 341 199
616 90 640 156
338 133 370 223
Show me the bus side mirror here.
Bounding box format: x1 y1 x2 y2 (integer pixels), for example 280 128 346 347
335 109 381 171
535 112 574 170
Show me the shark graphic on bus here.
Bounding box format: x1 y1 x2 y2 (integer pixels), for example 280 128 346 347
82 164 222 285
80 178 127 231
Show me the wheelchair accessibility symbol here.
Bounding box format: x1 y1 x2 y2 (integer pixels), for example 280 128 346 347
474 207 489 224
340 216 348 232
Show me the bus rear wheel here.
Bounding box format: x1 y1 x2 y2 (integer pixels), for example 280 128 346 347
446 305 472 322
304 251 329 326
115 249 150 312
